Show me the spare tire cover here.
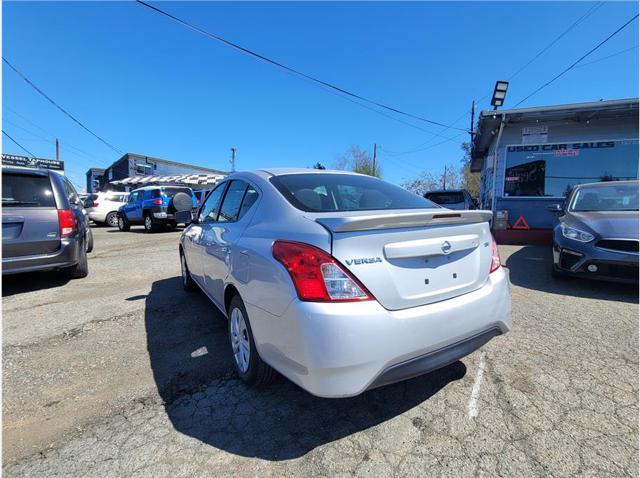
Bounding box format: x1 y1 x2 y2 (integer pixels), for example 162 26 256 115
169 192 193 212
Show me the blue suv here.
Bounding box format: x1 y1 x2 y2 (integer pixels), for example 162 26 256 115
117 186 195 233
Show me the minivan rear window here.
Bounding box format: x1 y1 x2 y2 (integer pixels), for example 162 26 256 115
161 187 192 198
2 173 56 207
270 173 438 212
424 192 464 205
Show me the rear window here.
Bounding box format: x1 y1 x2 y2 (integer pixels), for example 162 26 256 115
424 192 465 205
270 173 438 212
2 173 56 208
161 187 192 198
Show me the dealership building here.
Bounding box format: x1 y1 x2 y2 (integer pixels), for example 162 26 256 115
86 153 227 193
470 98 639 243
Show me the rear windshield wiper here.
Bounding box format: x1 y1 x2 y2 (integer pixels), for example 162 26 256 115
2 200 40 206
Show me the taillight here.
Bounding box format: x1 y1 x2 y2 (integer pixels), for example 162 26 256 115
152 199 163 205
490 235 501 273
57 209 77 237
197 199 201 204
92 202 99 207
272 240 373 302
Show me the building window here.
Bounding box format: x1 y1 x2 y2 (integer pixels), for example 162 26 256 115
503 139 639 198
135 163 153 175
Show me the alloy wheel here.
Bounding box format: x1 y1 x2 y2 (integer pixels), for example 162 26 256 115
145 216 152 231
230 307 250 373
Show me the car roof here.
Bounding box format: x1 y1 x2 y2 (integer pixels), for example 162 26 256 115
574 180 639 189
254 168 368 178
2 166 52 176
130 185 192 192
425 189 467 194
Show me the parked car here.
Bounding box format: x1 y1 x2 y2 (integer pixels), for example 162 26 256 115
117 185 194 233
424 189 478 210
178 169 512 397
84 191 129 227
193 189 211 207
551 180 639 283
2 167 92 278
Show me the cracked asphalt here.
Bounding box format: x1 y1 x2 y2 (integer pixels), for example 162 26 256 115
3 227 638 477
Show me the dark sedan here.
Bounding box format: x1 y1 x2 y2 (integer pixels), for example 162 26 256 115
552 180 639 283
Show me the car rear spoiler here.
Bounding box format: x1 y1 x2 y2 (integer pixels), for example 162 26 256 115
315 210 493 233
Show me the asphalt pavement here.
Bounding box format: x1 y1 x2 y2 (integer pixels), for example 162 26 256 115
3 226 638 477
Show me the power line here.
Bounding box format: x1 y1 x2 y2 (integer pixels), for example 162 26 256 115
574 44 639 68
513 13 639 107
380 2 609 156
2 57 124 155
506 1 606 81
4 116 109 166
136 0 469 133
2 130 37 157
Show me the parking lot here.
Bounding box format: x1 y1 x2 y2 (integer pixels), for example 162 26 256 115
3 226 638 477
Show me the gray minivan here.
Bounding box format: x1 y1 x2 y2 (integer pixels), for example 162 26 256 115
2 167 92 278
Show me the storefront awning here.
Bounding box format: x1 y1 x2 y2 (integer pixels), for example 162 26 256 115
111 173 225 187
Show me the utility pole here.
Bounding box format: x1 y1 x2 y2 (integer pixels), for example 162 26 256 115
372 143 377 177
55 138 60 162
443 165 447 190
230 147 237 172
470 101 475 143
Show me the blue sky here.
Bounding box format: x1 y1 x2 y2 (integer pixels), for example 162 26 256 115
3 1 638 191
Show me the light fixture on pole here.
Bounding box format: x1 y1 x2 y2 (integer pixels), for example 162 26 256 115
491 81 509 110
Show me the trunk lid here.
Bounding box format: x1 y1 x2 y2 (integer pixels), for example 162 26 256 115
2 209 61 258
314 209 494 310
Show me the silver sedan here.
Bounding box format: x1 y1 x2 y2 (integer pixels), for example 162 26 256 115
179 169 511 397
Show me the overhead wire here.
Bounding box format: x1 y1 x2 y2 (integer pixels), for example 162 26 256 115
512 13 639 107
135 0 468 134
381 1 608 156
2 57 124 155
3 130 37 157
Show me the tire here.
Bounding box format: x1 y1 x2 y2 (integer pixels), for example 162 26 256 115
86 229 94 253
68 246 89 279
144 213 160 233
105 211 119 227
228 295 278 387
180 250 197 292
117 214 130 232
169 192 192 213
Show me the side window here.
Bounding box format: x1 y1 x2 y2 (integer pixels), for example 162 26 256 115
199 182 227 223
129 192 138 203
238 185 258 220
218 181 248 223
63 178 79 205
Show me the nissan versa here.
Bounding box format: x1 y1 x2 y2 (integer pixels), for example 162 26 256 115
178 169 512 397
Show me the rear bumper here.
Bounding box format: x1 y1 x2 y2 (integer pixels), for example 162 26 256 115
88 211 107 223
368 327 502 390
246 267 512 397
2 238 81 275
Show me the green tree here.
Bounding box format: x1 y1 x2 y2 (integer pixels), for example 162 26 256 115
334 145 382 178
460 142 480 199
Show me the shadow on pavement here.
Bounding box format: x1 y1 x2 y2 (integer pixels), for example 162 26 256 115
2 271 71 297
505 246 638 304
145 277 467 460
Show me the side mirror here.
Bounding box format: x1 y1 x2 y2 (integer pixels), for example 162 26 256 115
546 204 563 214
175 210 193 225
